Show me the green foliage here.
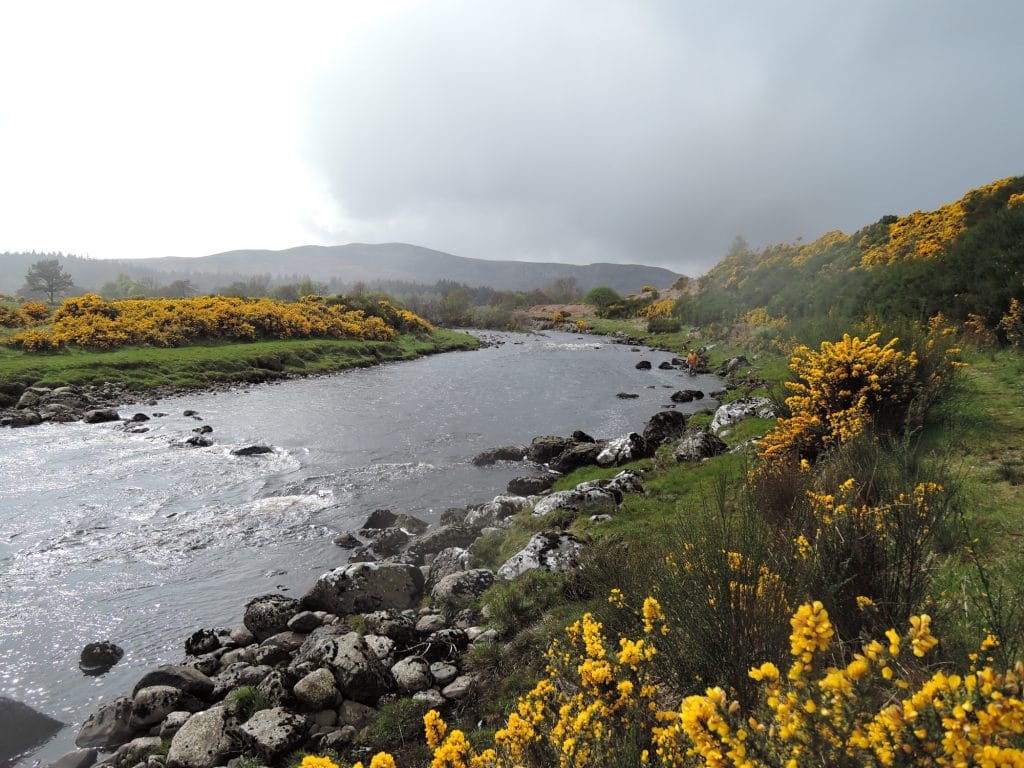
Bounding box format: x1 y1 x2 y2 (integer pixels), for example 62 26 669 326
583 285 623 310
646 315 681 334
226 685 270 723
357 698 429 751
22 259 76 304
480 570 570 636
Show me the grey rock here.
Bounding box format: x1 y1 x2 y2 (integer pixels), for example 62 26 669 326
183 436 212 448
506 475 554 496
231 445 273 456
531 488 617 517
497 531 585 580
549 442 604 473
390 657 432 693
303 562 424 616
596 432 648 466
429 662 458 687
243 594 301 641
184 630 220 657
79 641 124 675
412 689 446 709
635 360 652 370
431 569 495 605
130 686 203 729
293 668 339 710
361 611 417 645
83 409 121 423
674 430 728 462
425 547 475 588
326 633 394 704
76 696 136 749
332 532 361 549
287 611 322 633
407 524 478 563
441 675 476 700
48 748 98 768
211 663 273 699
132 666 215 701
359 510 428 535
642 410 688 447
364 527 410 557
229 627 256 647
420 628 469 662
616 392 640 399
337 700 378 731
718 355 751 375
471 445 527 466
710 397 774 433
362 635 395 665
232 707 307 764
415 614 447 634
527 435 574 464
159 711 192 740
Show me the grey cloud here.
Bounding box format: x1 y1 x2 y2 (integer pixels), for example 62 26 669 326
302 0 1023 275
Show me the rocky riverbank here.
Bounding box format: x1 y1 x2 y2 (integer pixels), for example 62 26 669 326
42 380 780 768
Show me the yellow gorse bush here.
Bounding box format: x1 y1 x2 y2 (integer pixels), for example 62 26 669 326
4 294 433 351
299 599 1023 767
758 333 917 465
643 300 676 319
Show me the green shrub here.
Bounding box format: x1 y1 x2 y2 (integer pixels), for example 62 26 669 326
226 685 270 723
646 316 682 334
480 570 569 637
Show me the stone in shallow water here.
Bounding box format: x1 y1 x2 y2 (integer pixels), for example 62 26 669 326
79 641 124 675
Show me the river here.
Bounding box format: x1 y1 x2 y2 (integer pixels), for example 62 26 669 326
0 331 720 765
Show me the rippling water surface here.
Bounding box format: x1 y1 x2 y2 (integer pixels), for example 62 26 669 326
0 331 720 764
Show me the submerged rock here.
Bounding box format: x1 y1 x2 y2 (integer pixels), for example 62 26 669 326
79 641 124 675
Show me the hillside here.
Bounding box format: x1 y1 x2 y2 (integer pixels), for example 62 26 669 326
0 244 680 296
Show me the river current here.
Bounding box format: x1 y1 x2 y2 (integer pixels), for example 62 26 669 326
0 331 720 764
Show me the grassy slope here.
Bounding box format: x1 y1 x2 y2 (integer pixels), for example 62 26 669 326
0 329 477 390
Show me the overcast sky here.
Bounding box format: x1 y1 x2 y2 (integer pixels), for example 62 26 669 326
1 1 1021 276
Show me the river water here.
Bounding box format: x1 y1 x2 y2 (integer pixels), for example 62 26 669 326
0 331 719 764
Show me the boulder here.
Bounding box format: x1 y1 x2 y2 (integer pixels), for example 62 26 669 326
132 666 215 701
184 629 220 657
635 360 652 370
465 495 530 528
507 475 555 496
325 632 394 704
79 641 124 675
1 696 63 760
527 435 574 464
710 397 775 433
337 700 378 731
596 433 648 465
159 711 192 740
674 430 728 462
616 392 640 399
211 663 273 699
430 569 495 605
183 436 213 448
364 527 410 557
76 696 136 749
642 410 688 448
293 668 340 710
426 547 475 588
549 442 604 473
233 707 307 763
390 657 432 693
361 510 429 535
718 356 751 375
243 594 301 641
497 532 585 580
420 629 469 662
287 611 323 633
531 488 617 517
166 705 231 768
412 689 446 710
83 409 120 424
415 614 447 634
192 425 213 435
571 430 596 443
360 611 418 647
231 445 273 456
255 669 295 708
470 445 527 466
441 675 476 700
406 524 479 563
48 748 98 768
130 686 203 729
669 389 702 403
302 562 424 615
429 662 458 687
657 361 674 370
332 532 361 549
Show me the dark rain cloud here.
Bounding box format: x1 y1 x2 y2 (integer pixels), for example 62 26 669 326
302 0 1024 275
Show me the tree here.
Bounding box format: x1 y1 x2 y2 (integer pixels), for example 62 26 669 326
584 285 622 309
22 259 76 304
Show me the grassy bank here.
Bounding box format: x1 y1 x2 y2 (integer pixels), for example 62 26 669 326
0 329 477 391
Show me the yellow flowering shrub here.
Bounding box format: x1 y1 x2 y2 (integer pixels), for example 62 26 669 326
0 305 24 328
5 294 432 351
643 300 676 319
999 299 1024 347
759 333 918 466
6 329 64 352
18 301 51 323
860 178 1021 266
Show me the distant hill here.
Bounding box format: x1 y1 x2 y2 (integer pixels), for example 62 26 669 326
0 244 681 296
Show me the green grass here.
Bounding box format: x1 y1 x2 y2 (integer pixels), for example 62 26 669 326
0 329 477 391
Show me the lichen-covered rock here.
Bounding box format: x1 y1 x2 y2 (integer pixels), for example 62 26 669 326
406 524 479 564
527 435 574 464
302 562 424 616
390 657 432 693
506 475 555 496
642 410 688 447
325 632 394 704
76 696 136 749
549 442 604 473
361 611 417 647
430 569 495 605
130 686 203 729
232 707 308 764
710 397 774 432
425 547 475 588
293 668 340 710
243 594 301 641
166 705 231 768
596 432 648 466
674 430 728 462
531 488 617 517
497 531 585 580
